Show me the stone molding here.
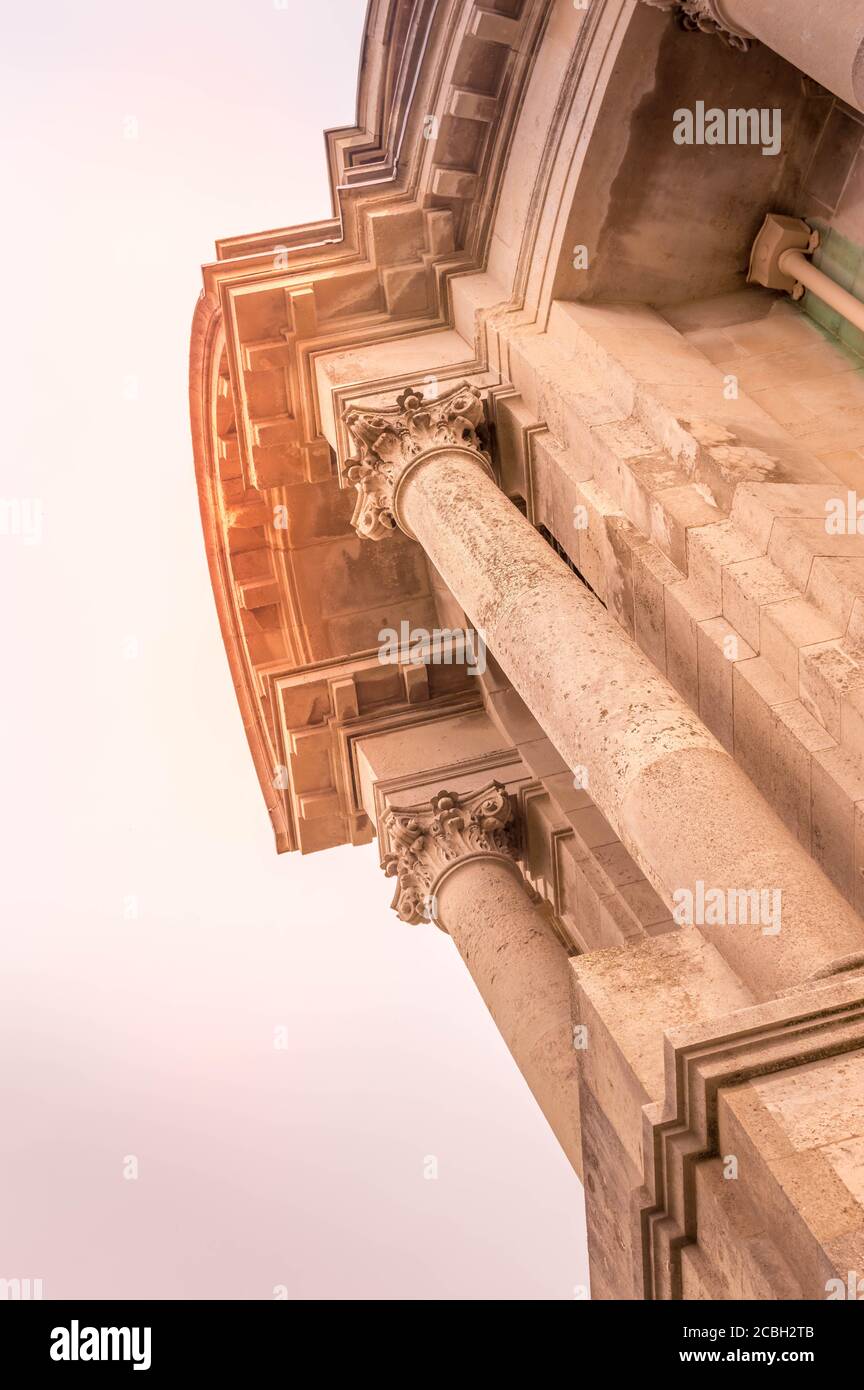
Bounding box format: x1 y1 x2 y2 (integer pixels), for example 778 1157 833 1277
638 973 864 1299
642 0 751 49
381 781 521 925
275 658 485 855
190 0 556 852
343 382 492 540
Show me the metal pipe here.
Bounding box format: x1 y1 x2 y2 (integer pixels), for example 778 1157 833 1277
778 248 864 332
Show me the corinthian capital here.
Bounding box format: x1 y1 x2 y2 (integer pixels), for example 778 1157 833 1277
641 0 751 48
342 381 490 541
381 782 520 925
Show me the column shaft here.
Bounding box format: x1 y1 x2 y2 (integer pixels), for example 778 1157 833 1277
436 856 582 1175
721 0 864 111
398 447 864 1001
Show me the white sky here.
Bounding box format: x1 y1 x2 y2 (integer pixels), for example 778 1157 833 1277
0 0 587 1299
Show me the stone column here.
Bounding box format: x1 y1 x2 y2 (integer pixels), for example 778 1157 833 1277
645 0 864 111
381 783 582 1173
344 383 864 1001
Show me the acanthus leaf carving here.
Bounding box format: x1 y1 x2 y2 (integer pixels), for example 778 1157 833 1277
640 0 751 49
381 782 519 925
342 381 490 541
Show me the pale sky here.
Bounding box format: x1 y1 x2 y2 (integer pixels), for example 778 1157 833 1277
0 0 587 1299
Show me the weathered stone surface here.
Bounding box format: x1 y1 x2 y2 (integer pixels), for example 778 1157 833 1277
191 0 864 1301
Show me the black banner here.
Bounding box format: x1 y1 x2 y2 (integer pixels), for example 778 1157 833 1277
1 1297 860 1375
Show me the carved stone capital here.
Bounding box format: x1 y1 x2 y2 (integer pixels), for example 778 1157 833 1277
342 381 491 541
381 782 520 925
641 0 751 49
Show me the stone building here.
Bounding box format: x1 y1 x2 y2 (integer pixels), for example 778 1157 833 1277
189 0 864 1299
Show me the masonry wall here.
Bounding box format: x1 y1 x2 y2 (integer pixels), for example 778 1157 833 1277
489 292 864 924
